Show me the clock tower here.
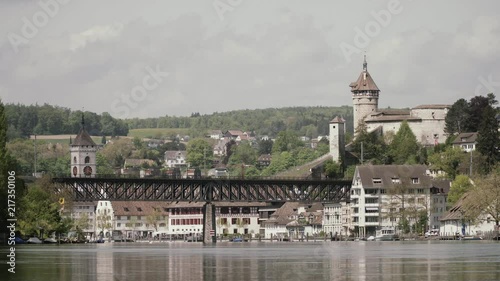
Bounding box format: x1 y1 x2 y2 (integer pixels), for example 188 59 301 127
70 114 97 177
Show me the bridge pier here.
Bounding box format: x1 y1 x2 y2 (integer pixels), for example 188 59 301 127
202 202 216 244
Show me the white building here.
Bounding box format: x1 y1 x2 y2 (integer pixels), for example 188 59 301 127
349 165 449 237
440 192 498 237
70 202 96 240
452 132 478 152
350 57 450 146
95 200 114 239
215 202 266 237
322 202 345 237
70 117 98 177
112 201 170 240
164 151 187 168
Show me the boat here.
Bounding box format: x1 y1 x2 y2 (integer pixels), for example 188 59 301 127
375 227 398 241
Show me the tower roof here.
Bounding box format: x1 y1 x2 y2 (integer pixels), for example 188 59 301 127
72 128 97 146
350 56 380 92
72 113 97 146
330 116 345 123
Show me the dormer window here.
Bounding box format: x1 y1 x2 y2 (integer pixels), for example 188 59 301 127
372 178 382 184
411 178 419 184
137 207 142 212
124 207 129 212
391 178 400 184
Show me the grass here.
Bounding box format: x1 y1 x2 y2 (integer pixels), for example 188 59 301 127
128 128 190 139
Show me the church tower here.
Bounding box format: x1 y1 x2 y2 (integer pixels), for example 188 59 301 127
329 116 345 164
350 56 380 136
70 114 97 177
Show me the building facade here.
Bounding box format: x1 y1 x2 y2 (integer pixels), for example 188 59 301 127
349 165 449 237
349 58 450 145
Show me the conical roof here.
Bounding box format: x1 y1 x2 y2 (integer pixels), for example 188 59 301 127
350 56 380 92
72 128 96 146
330 116 345 123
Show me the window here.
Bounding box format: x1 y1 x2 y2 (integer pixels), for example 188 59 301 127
411 178 419 184
391 178 400 184
73 157 77 163
372 178 382 184
137 207 142 212
380 189 386 194
117 223 121 227
231 218 238 224
417 198 424 204
417 189 424 194
85 156 90 164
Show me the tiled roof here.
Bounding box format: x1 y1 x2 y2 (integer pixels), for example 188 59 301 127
355 165 431 188
330 116 345 123
258 154 272 161
350 64 380 92
124 159 156 167
72 128 97 146
365 115 421 122
164 151 187 160
111 201 170 216
452 132 478 144
412 104 451 109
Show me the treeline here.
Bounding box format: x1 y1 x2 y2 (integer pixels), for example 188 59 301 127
126 106 354 138
5 103 129 139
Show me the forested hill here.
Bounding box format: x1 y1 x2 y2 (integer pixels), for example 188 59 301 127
126 106 354 137
5 103 128 139
4 103 353 139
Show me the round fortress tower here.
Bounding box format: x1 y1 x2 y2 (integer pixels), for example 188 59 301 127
350 56 380 136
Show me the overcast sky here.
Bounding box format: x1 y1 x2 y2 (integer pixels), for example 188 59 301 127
1 0 499 118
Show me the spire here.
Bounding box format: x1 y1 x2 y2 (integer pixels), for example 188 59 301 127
363 54 367 71
81 112 85 129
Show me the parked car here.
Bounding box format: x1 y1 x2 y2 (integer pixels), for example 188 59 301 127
14 237 25 244
425 229 439 238
44 237 58 244
27 237 43 244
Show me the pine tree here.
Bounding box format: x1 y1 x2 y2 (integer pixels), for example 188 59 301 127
389 121 419 164
477 106 500 172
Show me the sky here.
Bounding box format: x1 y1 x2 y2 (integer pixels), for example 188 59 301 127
1 0 499 119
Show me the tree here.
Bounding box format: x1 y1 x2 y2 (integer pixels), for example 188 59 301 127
476 106 500 172
228 142 257 166
0 99 9 237
186 138 213 168
428 146 467 179
146 208 163 232
445 98 469 134
466 95 495 132
388 121 420 164
74 213 91 240
99 137 134 168
463 170 500 232
18 185 64 238
323 160 342 179
96 152 115 175
447 175 473 206
272 131 303 153
96 211 112 239
258 139 273 155
352 122 388 164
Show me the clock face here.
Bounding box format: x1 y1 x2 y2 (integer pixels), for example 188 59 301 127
84 166 92 176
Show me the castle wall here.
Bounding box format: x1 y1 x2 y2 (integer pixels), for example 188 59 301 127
353 94 378 133
366 119 447 146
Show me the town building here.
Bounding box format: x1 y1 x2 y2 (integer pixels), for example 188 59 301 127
452 132 478 152
164 151 187 168
348 164 449 237
349 57 450 146
215 202 267 237
70 116 98 177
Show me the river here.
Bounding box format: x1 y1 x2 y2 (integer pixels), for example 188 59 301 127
2 240 500 281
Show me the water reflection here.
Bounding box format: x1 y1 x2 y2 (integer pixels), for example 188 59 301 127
4 241 500 281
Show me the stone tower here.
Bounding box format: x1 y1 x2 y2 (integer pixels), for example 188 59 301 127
70 114 97 177
350 56 380 136
329 116 345 164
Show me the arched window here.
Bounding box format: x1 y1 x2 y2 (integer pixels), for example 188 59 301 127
73 157 77 163
85 156 90 164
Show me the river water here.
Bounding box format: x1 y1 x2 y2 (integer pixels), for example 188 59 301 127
2 241 500 281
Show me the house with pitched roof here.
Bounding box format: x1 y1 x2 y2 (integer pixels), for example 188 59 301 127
164 151 187 168
349 164 450 237
452 132 478 152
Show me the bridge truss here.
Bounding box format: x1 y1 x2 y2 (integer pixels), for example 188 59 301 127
53 178 352 203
